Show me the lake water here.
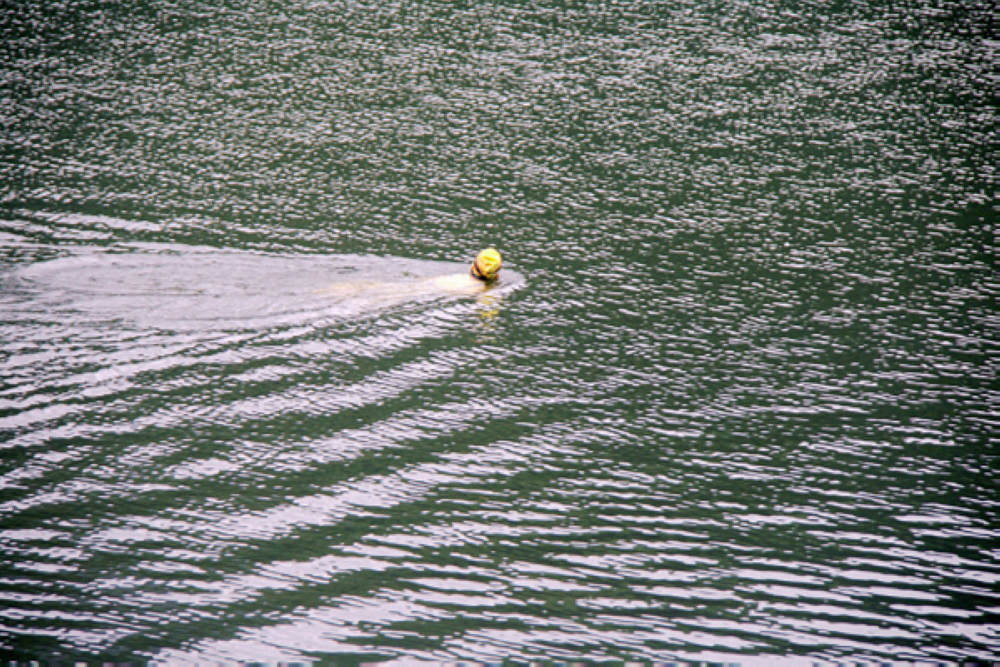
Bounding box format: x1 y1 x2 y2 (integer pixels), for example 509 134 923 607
0 0 996 663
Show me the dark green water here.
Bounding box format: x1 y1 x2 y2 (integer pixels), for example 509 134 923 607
1 0 996 663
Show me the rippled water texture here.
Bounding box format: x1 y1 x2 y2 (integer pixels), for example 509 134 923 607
1 0 997 663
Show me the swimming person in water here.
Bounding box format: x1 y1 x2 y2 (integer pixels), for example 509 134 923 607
316 248 504 299
426 247 503 294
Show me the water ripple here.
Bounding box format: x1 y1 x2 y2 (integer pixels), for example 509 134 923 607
2 0 997 662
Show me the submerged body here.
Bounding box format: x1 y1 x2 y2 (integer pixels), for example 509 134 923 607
428 271 496 294
315 272 492 299
316 248 503 300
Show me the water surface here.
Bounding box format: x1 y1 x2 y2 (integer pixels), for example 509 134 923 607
0 0 996 663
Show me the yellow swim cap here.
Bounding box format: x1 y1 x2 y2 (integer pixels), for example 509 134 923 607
471 247 502 282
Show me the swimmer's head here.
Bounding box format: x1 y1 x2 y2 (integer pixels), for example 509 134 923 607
470 247 502 282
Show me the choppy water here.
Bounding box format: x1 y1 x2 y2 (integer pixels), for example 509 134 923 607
1 0 997 663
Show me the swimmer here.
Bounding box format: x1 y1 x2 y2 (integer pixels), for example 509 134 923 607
316 248 503 298
428 247 503 294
